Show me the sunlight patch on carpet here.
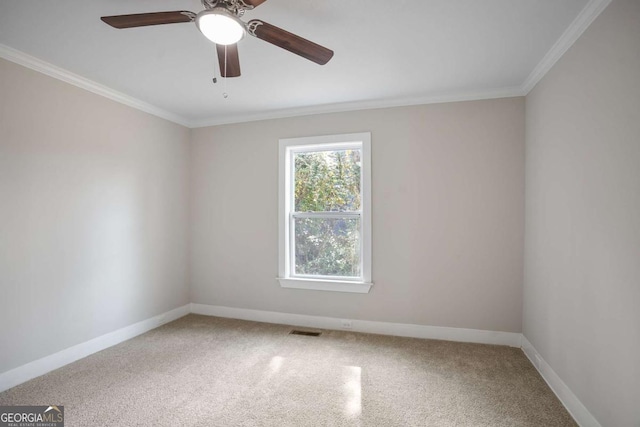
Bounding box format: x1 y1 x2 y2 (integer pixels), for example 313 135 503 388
268 356 284 375
343 365 362 421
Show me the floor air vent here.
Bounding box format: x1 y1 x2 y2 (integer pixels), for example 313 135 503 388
289 330 321 337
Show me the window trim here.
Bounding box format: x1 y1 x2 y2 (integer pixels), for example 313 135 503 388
278 132 372 294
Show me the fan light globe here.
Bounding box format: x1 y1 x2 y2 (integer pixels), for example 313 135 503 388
196 9 245 45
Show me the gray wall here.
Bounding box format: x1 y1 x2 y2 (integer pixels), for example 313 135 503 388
190 98 525 333
0 58 191 373
4 2 637 420
523 1 640 426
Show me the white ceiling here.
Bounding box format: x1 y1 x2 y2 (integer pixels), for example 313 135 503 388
0 0 596 127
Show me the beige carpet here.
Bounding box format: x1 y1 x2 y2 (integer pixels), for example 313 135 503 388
0 315 576 426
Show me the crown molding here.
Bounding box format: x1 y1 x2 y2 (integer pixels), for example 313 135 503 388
0 42 522 129
1 0 609 131
0 43 192 128
521 0 612 94
190 86 525 128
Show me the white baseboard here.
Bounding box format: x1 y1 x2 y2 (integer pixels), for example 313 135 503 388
0 304 190 393
190 303 522 347
521 336 601 427
3 302 599 427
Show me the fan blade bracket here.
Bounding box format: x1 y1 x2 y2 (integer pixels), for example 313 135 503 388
247 20 334 65
247 20 264 37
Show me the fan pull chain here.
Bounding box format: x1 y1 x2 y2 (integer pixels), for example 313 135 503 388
223 45 228 99
212 45 218 84
211 44 229 99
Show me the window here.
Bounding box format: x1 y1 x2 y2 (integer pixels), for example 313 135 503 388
278 133 372 293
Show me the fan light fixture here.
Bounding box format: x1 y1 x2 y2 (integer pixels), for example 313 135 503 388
196 8 245 45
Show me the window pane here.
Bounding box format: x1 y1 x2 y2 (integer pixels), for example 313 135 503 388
294 217 361 277
294 150 361 212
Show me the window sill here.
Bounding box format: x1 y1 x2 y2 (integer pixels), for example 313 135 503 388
277 277 372 294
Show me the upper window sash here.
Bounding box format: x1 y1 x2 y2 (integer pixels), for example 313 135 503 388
290 145 363 215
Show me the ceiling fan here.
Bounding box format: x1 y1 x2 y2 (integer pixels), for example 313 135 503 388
100 0 334 78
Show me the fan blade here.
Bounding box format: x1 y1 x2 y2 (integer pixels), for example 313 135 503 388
248 20 333 65
216 44 241 78
101 11 195 29
243 0 268 7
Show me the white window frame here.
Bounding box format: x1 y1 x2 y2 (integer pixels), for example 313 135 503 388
278 132 372 294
